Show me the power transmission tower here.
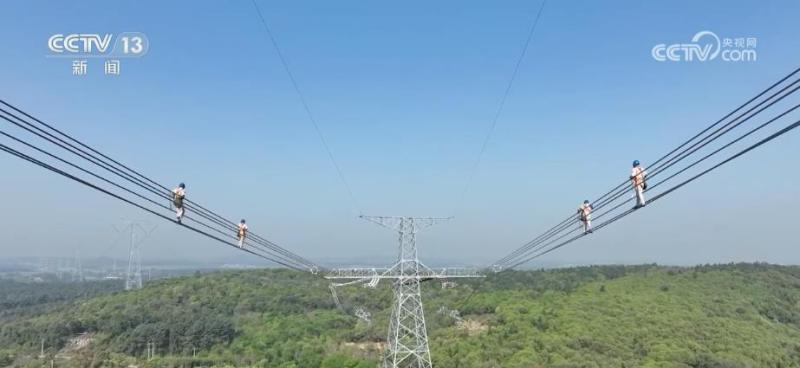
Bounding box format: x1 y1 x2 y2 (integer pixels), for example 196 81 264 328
326 216 483 368
116 220 156 290
57 259 63 280
125 226 142 290
73 250 83 282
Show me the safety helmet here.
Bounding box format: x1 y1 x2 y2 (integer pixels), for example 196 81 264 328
632 160 640 167
179 182 185 188
584 200 590 204
240 219 246 224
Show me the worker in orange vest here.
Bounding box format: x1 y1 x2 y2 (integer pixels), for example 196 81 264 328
577 200 593 234
630 160 647 208
237 219 248 248
172 183 186 223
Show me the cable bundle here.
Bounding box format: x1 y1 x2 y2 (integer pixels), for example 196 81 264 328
0 100 321 273
493 67 800 270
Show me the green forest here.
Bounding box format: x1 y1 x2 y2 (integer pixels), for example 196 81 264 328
2 263 800 367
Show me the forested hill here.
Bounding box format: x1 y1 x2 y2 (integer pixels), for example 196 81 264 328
2 263 800 367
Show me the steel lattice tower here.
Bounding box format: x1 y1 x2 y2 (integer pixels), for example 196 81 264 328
125 223 142 290
117 221 155 291
326 216 483 368
73 250 83 282
384 216 433 367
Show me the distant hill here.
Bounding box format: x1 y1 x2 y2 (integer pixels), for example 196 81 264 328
1 263 799 367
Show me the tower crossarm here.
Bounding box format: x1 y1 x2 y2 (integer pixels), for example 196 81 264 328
325 267 390 279
325 266 483 280
359 215 453 232
423 267 485 279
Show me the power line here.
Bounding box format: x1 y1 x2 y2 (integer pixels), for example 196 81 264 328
250 0 362 215
0 122 310 272
455 0 548 215
590 67 800 209
0 141 308 271
0 103 320 271
493 68 800 268
0 127 311 271
0 99 319 270
496 77 800 267
494 72 800 267
1 99 247 234
461 70 799 309
505 116 800 268
0 101 321 270
591 77 800 212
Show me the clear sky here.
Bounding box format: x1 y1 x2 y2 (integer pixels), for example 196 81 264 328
1 0 798 267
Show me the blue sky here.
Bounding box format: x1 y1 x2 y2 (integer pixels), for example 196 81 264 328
1 0 799 266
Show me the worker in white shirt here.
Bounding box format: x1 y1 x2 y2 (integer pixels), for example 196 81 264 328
577 200 593 234
237 219 248 248
630 160 647 208
172 183 186 223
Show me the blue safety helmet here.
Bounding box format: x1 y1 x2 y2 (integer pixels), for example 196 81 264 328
584 200 590 204
241 219 246 224
632 160 640 167
179 182 185 188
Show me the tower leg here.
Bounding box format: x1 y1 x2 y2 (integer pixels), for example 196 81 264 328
384 277 432 368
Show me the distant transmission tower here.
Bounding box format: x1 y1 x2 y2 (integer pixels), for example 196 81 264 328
326 216 483 368
125 227 142 290
116 220 156 290
73 250 83 282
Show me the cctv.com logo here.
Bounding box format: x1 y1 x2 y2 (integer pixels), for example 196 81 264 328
651 31 757 62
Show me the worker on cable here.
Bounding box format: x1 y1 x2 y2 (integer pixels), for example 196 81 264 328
630 160 647 208
577 200 593 234
237 219 248 248
172 183 186 223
